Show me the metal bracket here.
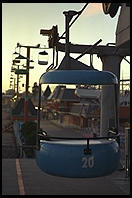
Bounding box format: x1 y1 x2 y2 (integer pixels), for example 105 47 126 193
84 139 92 155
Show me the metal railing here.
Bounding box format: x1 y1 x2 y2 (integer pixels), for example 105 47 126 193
2 144 36 159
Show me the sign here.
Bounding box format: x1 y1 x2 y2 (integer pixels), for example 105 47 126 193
15 69 28 75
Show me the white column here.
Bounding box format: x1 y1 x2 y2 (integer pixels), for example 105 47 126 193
99 55 123 136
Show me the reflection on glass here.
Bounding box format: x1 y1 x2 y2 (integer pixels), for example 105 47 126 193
39 84 114 139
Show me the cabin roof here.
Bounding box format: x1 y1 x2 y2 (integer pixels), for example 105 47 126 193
40 70 118 85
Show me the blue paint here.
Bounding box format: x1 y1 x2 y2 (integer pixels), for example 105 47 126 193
19 122 24 130
19 122 25 143
36 69 119 177
36 139 120 178
39 70 118 85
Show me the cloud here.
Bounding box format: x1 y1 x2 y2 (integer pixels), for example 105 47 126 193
82 3 102 17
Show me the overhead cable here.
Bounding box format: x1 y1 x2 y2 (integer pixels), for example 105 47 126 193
60 3 89 39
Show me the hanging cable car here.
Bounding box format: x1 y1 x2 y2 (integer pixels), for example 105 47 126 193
11 67 16 72
36 69 120 178
38 50 48 65
36 5 120 178
12 59 20 65
22 65 34 69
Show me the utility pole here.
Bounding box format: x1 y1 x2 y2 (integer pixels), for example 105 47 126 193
16 65 19 98
24 47 30 122
14 78 16 91
16 43 46 122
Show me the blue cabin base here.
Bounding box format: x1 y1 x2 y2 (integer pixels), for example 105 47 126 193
36 139 120 178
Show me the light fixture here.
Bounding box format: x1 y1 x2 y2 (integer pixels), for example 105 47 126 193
39 50 48 55
13 51 19 55
15 54 28 60
29 59 34 62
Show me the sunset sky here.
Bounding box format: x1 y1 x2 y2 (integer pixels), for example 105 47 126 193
2 3 130 92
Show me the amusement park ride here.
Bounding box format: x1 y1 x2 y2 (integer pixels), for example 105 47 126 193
36 70 120 178
35 5 123 178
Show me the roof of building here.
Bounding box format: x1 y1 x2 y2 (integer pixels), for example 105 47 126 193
75 88 100 99
12 98 37 116
48 86 79 102
43 85 51 99
57 88 79 102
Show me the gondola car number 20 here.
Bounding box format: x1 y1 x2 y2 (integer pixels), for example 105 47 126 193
82 156 94 168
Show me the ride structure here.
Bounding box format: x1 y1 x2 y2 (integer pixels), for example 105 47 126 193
35 69 120 178
35 6 121 178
